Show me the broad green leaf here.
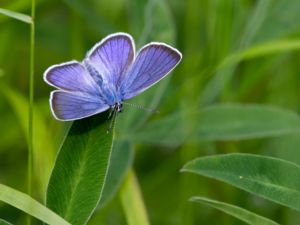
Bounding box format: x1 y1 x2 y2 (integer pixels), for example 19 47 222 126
131 104 300 145
182 153 300 211
190 196 279 225
0 8 32 24
99 140 134 208
0 219 12 225
46 112 114 225
0 184 70 225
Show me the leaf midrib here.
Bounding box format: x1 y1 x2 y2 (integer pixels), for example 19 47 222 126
63 132 93 220
184 168 300 210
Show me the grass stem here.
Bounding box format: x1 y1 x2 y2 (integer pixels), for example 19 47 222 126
27 0 35 224
119 168 150 225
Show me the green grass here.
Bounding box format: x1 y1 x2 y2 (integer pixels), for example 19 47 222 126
1 0 300 225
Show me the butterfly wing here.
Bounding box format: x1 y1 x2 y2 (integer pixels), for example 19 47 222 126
44 61 109 121
50 91 109 121
120 43 182 100
86 33 135 88
44 60 100 94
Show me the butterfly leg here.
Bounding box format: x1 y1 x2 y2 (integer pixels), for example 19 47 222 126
107 108 117 133
107 106 115 119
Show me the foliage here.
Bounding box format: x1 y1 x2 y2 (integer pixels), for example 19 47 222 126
1 0 300 225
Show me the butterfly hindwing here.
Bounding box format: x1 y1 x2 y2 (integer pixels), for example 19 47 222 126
50 91 109 121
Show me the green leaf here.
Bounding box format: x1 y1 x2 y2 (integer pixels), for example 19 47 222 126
190 196 279 225
0 218 12 225
182 153 300 211
132 104 300 145
99 140 134 208
0 184 70 225
46 112 114 225
0 8 32 24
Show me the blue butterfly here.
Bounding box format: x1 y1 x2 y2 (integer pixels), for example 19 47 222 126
44 32 182 121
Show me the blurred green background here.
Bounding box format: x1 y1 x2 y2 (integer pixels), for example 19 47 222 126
1 0 300 224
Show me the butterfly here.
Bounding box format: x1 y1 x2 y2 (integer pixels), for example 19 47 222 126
44 32 182 121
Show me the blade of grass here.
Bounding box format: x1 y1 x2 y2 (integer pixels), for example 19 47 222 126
0 8 32 24
0 218 13 225
199 0 272 104
0 184 70 225
190 196 279 225
119 169 150 225
219 39 300 69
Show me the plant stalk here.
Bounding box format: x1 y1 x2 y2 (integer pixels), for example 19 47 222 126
27 0 35 224
119 168 151 225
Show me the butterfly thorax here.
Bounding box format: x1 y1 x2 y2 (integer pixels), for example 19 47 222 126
112 102 123 112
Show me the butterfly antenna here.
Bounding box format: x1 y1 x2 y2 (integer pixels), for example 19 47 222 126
122 102 159 114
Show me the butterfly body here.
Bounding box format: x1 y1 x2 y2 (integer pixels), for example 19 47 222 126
44 33 182 121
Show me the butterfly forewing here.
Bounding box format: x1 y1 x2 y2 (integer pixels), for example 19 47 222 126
120 43 182 100
87 33 135 88
44 61 99 94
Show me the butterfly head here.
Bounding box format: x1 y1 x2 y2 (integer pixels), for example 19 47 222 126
113 102 123 113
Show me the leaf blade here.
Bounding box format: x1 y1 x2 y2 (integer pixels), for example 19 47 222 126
0 184 70 225
132 104 300 145
190 196 279 225
0 218 13 225
0 8 32 24
182 153 300 211
46 112 114 225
